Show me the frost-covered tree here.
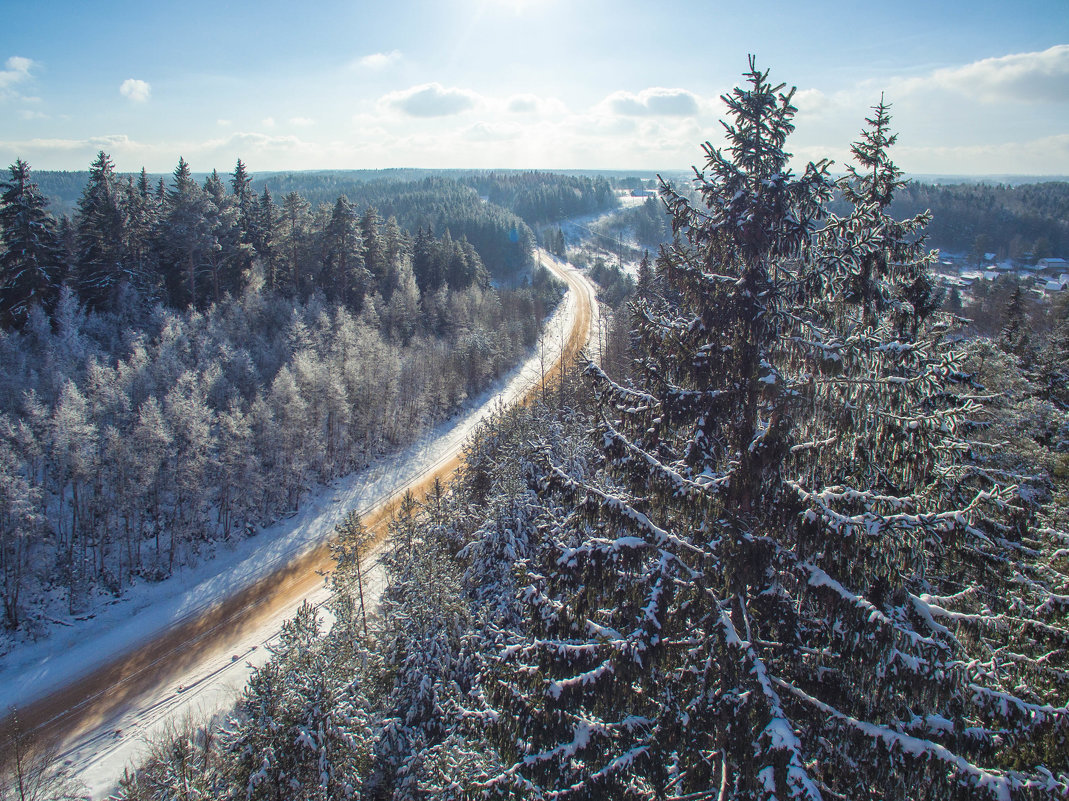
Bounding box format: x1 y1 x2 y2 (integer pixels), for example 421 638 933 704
224 602 373 801
365 491 477 801
0 436 41 629
483 62 1069 800
203 169 246 302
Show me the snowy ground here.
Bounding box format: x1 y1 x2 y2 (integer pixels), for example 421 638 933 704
0 252 598 799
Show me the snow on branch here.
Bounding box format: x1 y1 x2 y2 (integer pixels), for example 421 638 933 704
548 464 705 558
771 676 1066 800
716 607 823 801
600 420 725 501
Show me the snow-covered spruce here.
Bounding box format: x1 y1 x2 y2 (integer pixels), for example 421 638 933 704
480 63 1069 800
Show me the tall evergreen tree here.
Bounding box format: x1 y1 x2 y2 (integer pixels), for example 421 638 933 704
120 168 161 300
159 157 216 307
411 226 443 296
484 61 1069 800
0 159 62 328
74 151 126 311
280 191 312 297
322 195 368 309
252 187 279 290
361 205 387 295
203 169 245 301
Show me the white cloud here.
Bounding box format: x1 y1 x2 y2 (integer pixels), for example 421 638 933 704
793 88 836 119
353 50 402 70
217 119 231 127
289 116 315 127
262 116 276 128
505 93 569 116
896 133 1069 175
379 83 480 117
601 87 700 117
0 137 88 152
0 130 322 172
464 120 523 142
89 134 137 148
0 56 34 89
18 109 47 120
119 78 151 103
204 131 310 153
920 45 1069 104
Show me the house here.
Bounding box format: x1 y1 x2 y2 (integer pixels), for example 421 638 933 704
1038 257 1068 278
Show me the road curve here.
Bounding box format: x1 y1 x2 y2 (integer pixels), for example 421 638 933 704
0 251 598 798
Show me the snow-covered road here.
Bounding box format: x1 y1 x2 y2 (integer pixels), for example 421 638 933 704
0 251 597 799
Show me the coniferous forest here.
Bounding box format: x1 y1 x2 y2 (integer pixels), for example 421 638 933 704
84 62 1069 800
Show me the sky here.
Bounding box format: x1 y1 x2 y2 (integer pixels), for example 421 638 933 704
1 0 1067 177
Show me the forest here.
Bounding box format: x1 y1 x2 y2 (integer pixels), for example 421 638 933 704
871 180 1069 262
0 154 573 635
64 62 1068 801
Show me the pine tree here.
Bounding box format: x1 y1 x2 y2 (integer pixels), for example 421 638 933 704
332 509 375 640
483 61 1069 800
231 158 254 220
159 157 216 308
203 169 245 301
412 226 443 296
322 195 368 310
73 151 126 311
120 168 161 301
280 191 312 297
252 187 279 290
367 491 474 801
0 159 61 328
361 205 387 295
224 602 373 801
1000 282 1030 360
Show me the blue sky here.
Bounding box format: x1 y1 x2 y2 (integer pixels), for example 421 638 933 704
1 0 1066 175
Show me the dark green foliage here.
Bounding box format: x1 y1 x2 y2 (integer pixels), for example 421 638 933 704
321 195 370 309
461 171 617 226
255 175 535 281
828 179 1069 261
0 159 62 328
483 63 1069 800
158 157 217 308
74 151 127 311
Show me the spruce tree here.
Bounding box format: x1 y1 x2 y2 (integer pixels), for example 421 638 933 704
483 61 1069 800
0 159 61 328
74 151 126 311
159 157 215 308
322 195 369 309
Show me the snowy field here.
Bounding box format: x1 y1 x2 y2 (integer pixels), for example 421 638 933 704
0 252 597 799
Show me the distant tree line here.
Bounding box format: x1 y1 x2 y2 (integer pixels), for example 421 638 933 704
253 175 539 281
460 171 617 226
0 155 534 329
830 180 1069 262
